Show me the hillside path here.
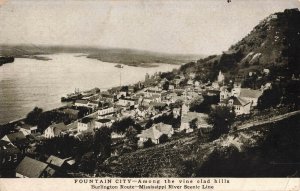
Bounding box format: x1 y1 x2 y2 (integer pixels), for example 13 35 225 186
236 110 300 131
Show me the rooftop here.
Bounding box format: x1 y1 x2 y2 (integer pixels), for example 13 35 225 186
154 123 173 135
80 117 94 124
138 126 163 140
75 99 89 104
62 108 79 115
46 155 67 168
16 157 54 178
5 131 26 143
181 112 209 124
240 88 263 98
96 118 111 123
226 96 251 106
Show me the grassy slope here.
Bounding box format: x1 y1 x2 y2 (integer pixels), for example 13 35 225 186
100 111 300 177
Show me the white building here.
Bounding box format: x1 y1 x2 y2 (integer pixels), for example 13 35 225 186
44 123 68 139
97 106 114 118
118 98 136 107
74 99 89 107
217 71 225 83
137 123 174 145
77 117 94 132
220 87 231 101
95 118 112 129
180 112 212 132
220 97 251 116
20 124 38 136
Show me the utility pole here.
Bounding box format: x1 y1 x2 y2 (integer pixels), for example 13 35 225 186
119 67 122 87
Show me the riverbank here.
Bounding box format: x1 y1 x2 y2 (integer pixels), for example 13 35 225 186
0 53 179 124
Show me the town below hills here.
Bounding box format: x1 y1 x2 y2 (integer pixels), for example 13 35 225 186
0 8 299 178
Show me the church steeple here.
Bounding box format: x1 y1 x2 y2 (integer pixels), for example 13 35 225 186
217 70 225 83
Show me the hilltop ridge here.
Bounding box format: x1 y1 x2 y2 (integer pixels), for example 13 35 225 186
180 8 300 80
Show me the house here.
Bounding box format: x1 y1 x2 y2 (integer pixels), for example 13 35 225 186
77 117 94 132
46 155 74 171
101 93 116 103
206 89 220 97
174 78 183 87
180 112 212 132
220 86 231 101
189 73 196 79
87 100 99 110
97 106 114 118
95 118 112 129
146 94 162 103
155 123 174 137
261 82 272 91
144 89 162 98
118 98 137 107
181 103 190 115
149 102 167 111
137 123 174 145
16 157 56 178
187 79 194 85
74 99 89 107
19 124 38 136
220 96 251 116
128 86 135 95
239 88 263 107
1 131 29 154
1 131 26 144
117 91 127 99
135 107 147 118
231 86 241 97
172 108 181 118
137 125 163 145
44 123 69 139
263 68 270 75
0 140 21 174
168 84 175 90
211 82 220 90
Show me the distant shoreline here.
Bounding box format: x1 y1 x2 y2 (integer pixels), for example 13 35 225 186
0 45 202 67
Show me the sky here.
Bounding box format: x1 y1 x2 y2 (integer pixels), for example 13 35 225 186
0 0 299 55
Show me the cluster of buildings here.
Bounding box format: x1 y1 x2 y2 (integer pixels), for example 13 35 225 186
0 68 272 177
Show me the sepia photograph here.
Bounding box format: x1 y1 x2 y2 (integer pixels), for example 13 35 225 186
0 0 300 187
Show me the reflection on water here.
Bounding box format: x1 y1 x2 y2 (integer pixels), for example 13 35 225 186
0 54 179 124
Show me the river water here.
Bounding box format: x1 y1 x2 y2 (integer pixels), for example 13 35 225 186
0 54 179 124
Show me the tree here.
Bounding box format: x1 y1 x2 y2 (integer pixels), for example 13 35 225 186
189 118 198 130
159 134 169 144
160 72 175 81
25 107 43 125
170 99 183 109
111 117 135 134
143 139 155 148
189 95 219 114
124 126 139 151
93 127 112 162
189 97 204 112
145 119 153 129
257 85 282 110
208 106 235 140
162 81 170 90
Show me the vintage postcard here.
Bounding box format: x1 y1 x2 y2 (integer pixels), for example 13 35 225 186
0 0 300 190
